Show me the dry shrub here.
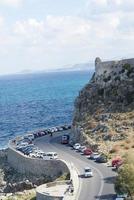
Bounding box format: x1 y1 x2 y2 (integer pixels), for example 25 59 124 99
109 145 119 154
128 112 134 119
120 143 125 147
124 145 130 150
125 139 131 144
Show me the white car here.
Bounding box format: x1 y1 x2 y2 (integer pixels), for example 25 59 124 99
52 127 57 132
84 167 93 177
115 194 128 200
16 142 29 148
30 153 38 158
73 143 81 150
43 152 58 160
35 151 45 158
58 127 63 131
79 146 86 153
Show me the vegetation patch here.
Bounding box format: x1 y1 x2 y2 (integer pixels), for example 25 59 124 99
115 154 134 199
5 189 36 200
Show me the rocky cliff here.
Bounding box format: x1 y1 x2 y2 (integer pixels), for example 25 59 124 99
72 57 134 154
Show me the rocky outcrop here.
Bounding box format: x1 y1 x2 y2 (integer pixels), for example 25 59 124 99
72 57 134 152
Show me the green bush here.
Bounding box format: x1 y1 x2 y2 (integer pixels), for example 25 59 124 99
126 91 134 104
114 76 120 81
98 88 104 96
122 63 133 77
123 63 131 71
115 164 134 199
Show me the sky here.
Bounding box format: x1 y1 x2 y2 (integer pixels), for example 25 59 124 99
0 0 134 74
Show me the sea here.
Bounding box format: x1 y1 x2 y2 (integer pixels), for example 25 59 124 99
0 70 93 149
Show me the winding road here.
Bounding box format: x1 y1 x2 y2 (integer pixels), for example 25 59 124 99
35 132 116 200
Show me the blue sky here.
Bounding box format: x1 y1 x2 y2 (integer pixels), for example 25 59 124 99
0 0 134 74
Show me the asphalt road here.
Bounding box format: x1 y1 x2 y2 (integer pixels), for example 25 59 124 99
35 132 117 200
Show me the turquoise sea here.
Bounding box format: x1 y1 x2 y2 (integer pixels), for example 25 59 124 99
0 71 93 148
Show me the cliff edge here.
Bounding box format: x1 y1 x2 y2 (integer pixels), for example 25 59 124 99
72 57 134 154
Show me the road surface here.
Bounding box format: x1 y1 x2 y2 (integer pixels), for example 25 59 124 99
35 132 116 200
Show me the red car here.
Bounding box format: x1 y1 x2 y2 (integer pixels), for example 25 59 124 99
83 148 92 155
112 158 123 168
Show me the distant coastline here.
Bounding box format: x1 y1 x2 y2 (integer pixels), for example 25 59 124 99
0 62 94 77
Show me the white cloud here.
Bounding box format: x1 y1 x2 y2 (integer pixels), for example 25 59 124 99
3 11 134 67
86 0 134 13
1 0 134 74
0 16 4 27
14 16 91 49
0 0 22 7
10 14 124 66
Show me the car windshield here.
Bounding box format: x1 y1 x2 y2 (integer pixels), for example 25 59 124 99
47 154 52 156
85 168 91 172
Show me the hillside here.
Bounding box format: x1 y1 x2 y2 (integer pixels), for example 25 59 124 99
72 57 134 155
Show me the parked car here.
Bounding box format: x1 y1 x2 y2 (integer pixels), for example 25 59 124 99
16 139 24 146
90 152 100 160
112 158 123 168
50 128 55 133
16 142 29 150
78 146 87 153
73 143 81 150
17 146 26 151
24 148 33 155
43 130 48 134
68 125 71 129
33 132 39 138
21 146 33 153
53 127 58 132
115 193 128 200
30 154 37 158
83 148 92 155
58 127 63 131
16 139 28 145
34 150 45 158
24 134 34 141
43 152 58 160
62 125 69 130
39 131 46 136
95 154 108 163
21 148 30 155
84 167 93 177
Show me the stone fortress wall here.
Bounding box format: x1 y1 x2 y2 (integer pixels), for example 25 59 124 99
8 144 69 179
94 57 134 87
95 57 134 77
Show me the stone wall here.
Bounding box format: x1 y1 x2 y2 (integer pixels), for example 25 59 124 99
36 193 63 200
95 57 134 77
7 145 69 180
36 181 68 200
